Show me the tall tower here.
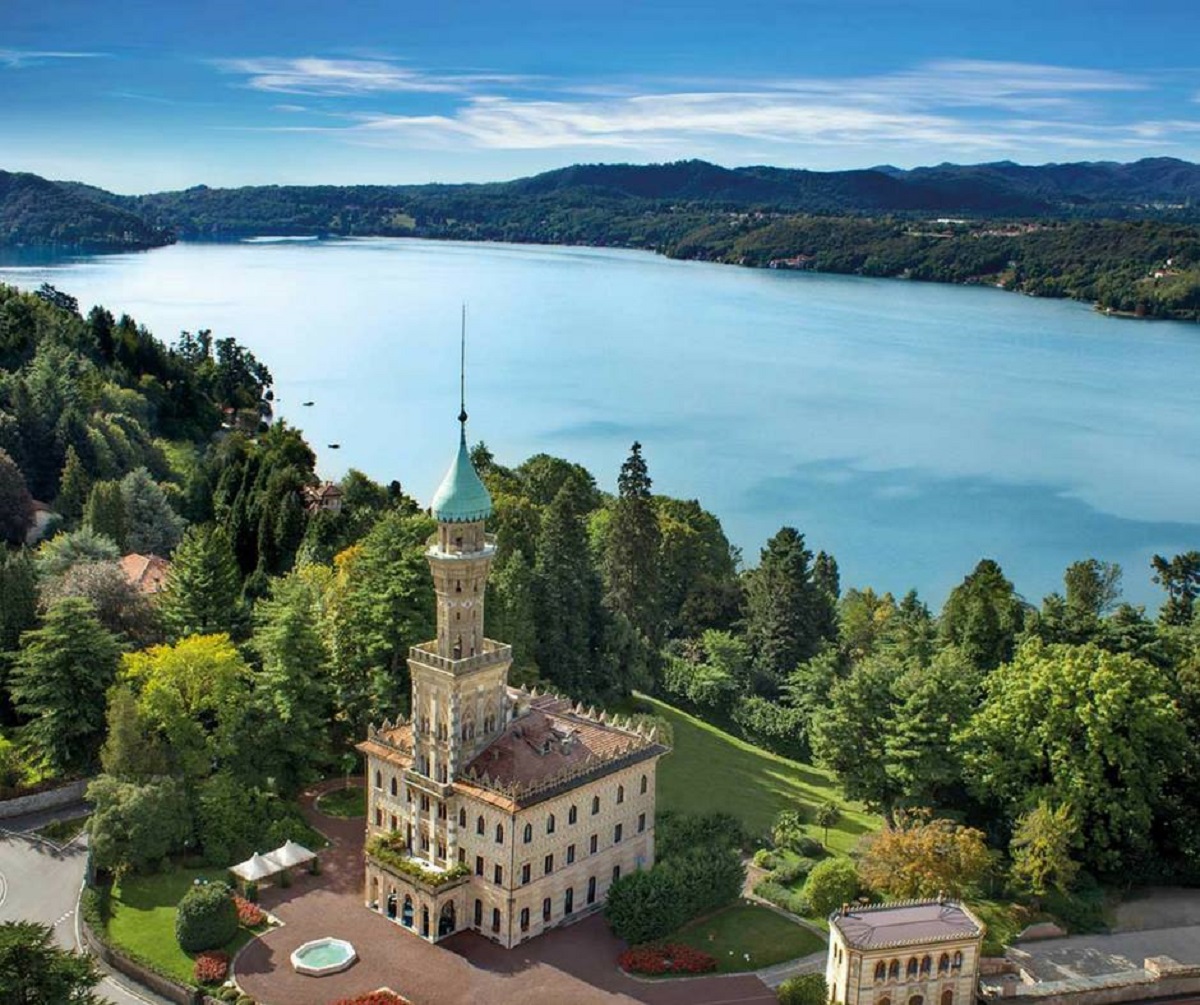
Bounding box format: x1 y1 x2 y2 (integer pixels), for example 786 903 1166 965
407 409 513 790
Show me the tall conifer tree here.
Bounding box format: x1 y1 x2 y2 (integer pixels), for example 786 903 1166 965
602 441 662 643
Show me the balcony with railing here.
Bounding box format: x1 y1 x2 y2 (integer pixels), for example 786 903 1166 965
409 638 512 674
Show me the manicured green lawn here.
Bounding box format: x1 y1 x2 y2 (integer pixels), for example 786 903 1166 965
670 903 826 973
316 784 366 818
641 696 880 851
108 867 252 985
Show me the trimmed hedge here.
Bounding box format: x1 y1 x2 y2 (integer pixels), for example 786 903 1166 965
176 884 238 953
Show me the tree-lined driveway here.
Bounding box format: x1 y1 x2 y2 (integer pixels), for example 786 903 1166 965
235 780 777 1005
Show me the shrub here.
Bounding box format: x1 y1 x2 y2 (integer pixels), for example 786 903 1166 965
333 992 412 1005
773 857 815 886
796 837 825 859
754 880 810 916
778 972 828 1005
802 858 859 918
233 894 265 928
606 869 685 945
753 849 778 870
175 883 238 953
193 949 229 984
220 990 240 1002
619 943 717 975
235 997 255 1005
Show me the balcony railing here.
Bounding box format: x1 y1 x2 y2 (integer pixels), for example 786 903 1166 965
409 638 512 674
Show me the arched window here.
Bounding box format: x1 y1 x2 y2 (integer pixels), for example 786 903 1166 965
390 776 398 796
374 770 382 789
524 823 533 843
640 774 648 794
878 998 891 1005
476 816 485 835
952 951 963 970
941 992 953 1005
920 956 932 976
889 960 901 981
874 962 887 982
907 958 919 979
616 785 624 804
568 805 577 825
938 954 950 974
547 814 556 835
495 822 504 843
592 795 600 815
908 997 924 1005
458 808 466 827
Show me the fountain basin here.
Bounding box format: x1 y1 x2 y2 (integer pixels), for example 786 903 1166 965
291 937 357 976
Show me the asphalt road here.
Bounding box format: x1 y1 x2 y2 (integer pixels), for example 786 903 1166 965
0 812 170 1005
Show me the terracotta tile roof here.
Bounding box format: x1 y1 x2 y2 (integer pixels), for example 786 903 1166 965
462 692 665 805
119 553 172 594
833 900 984 950
358 723 414 770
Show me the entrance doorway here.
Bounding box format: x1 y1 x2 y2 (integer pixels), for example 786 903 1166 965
439 901 456 937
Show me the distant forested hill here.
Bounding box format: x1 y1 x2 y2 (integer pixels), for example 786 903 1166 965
7 157 1200 317
0 171 172 249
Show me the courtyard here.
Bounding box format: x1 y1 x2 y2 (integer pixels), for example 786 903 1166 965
233 780 779 1005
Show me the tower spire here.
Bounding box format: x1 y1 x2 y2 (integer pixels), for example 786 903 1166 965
458 303 468 429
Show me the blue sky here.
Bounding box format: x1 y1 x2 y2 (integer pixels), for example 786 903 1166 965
4 0 1199 192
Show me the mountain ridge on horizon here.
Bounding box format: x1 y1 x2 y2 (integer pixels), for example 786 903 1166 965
4 153 1200 252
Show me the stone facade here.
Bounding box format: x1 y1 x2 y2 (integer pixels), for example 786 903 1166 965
358 419 667 948
827 899 985 1005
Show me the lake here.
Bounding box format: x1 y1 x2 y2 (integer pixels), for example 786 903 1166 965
3 237 1199 609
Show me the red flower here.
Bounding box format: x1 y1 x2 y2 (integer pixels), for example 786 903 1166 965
618 943 717 975
233 894 266 928
332 993 412 1005
193 950 230 984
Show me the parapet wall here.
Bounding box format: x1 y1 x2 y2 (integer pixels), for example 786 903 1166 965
0 779 88 819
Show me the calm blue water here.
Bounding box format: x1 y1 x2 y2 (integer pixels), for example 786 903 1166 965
4 237 1199 609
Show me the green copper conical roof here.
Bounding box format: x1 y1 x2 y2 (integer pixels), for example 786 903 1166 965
431 429 492 523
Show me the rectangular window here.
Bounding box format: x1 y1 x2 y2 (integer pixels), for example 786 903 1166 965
390 814 397 831
492 907 500 933
494 864 503 885
438 802 447 820
612 865 620 884
614 823 623 844
567 844 576 864
475 856 483 876
522 863 531 885
638 813 646 833
542 897 551 921
420 832 430 851
544 854 554 875
375 808 382 826
458 848 466 864
589 834 598 855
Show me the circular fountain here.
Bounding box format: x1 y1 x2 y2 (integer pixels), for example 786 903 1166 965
290 937 357 976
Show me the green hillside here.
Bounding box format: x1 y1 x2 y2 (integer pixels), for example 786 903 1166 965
643 695 880 853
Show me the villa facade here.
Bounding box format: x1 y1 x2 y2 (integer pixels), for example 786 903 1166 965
358 414 667 948
826 899 985 1005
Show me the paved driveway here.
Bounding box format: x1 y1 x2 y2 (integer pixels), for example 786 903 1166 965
1008 887 1200 984
0 815 170 1005
235 781 776 1005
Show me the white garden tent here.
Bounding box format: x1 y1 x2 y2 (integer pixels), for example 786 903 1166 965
230 851 279 883
265 839 316 870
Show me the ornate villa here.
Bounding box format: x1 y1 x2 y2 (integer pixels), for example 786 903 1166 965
358 408 668 948
827 899 984 1005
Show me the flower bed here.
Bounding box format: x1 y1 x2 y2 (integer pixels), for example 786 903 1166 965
233 894 266 928
193 949 229 984
332 991 412 1005
619 943 717 975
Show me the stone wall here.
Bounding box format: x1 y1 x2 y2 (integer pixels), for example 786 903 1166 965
0 779 88 820
80 912 201 1005
989 957 1200 1005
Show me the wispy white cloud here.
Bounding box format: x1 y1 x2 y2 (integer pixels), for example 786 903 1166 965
0 48 107 69
227 58 1182 161
213 56 530 96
